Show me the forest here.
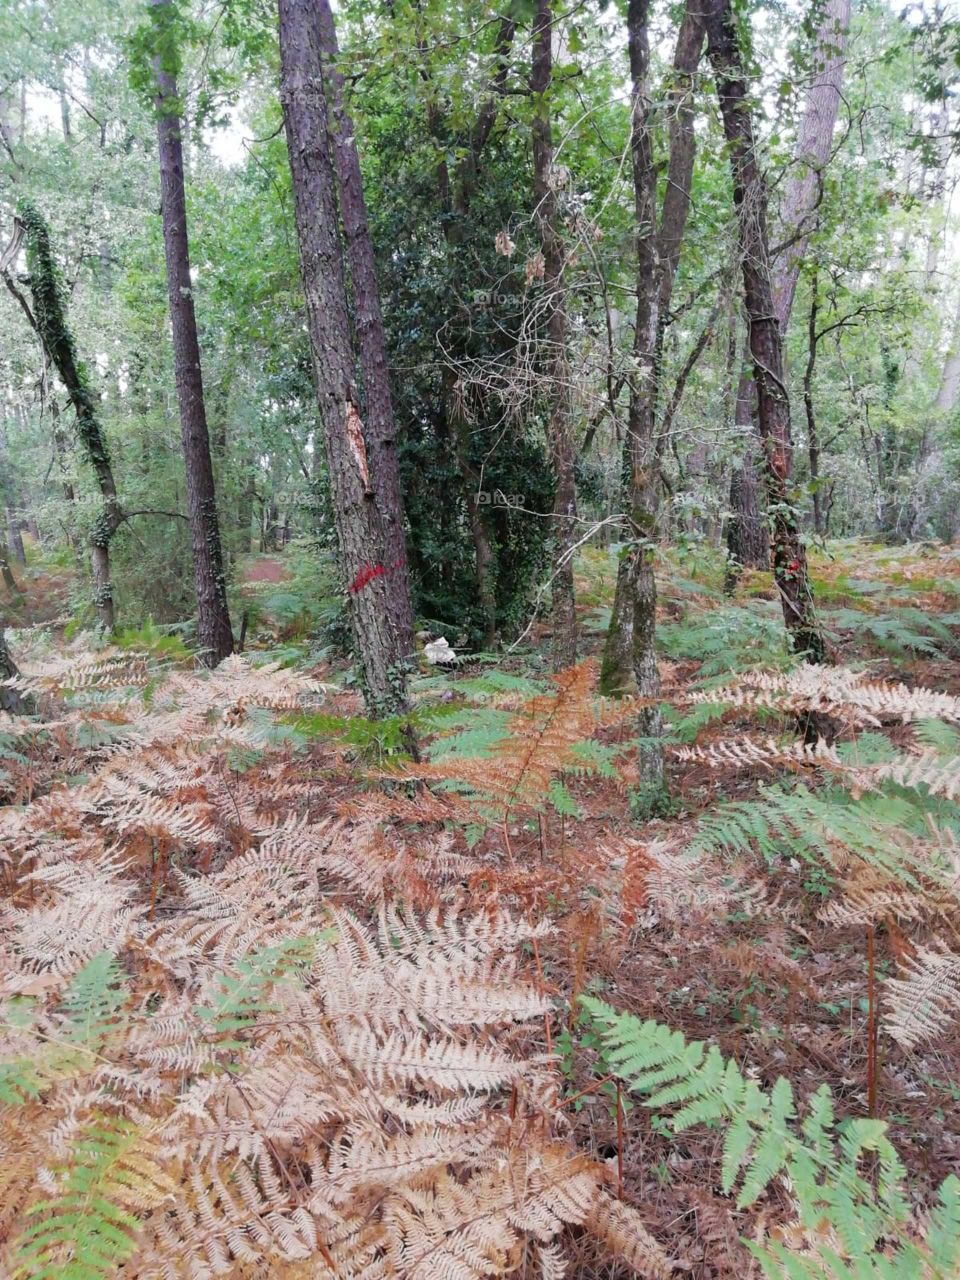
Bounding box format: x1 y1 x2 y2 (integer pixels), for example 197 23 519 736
2 0 960 1274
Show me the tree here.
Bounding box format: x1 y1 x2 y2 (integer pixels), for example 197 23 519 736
531 0 578 669
151 0 234 666
278 0 413 716
315 0 415 661
726 0 850 574
600 0 704 717
0 621 28 714
10 203 122 632
705 0 826 663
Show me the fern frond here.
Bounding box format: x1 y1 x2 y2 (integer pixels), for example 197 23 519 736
884 940 960 1049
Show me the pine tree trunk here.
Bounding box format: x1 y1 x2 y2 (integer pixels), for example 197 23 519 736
706 0 825 663
279 0 411 715
531 0 578 670
16 199 120 631
315 0 415 663
153 14 234 667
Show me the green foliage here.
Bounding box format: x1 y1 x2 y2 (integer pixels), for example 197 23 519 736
580 998 960 1278
824 605 958 661
196 935 323 1048
11 1115 169 1280
0 953 126 1109
658 604 792 678
690 778 960 891
112 619 191 661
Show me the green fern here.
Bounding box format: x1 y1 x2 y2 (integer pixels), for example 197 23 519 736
689 780 960 892
824 606 956 661
579 998 960 1279
196 935 322 1047
0 953 128 1106
658 604 792 677
11 1114 171 1279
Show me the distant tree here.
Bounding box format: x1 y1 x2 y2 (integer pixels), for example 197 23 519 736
531 0 578 670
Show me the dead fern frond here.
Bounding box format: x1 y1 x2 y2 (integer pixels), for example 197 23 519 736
884 939 960 1049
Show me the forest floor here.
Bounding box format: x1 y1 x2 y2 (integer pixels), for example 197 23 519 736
2 536 960 1277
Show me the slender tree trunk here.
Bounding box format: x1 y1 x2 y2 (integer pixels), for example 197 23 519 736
705 0 825 663
727 0 849 560
279 0 411 716
911 297 960 538
531 0 578 669
804 272 824 534
16 200 120 630
152 6 234 667
725 363 769 588
600 0 704 701
316 0 415 662
237 471 255 555
770 0 850 325
726 407 768 588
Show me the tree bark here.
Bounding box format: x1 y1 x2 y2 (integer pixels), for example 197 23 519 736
804 270 824 535
153 9 234 667
0 537 21 601
279 0 411 716
531 0 578 670
726 0 849 560
316 0 415 661
705 0 825 663
771 0 850 325
600 0 704 702
0 623 27 715
15 200 121 631
725 365 769 586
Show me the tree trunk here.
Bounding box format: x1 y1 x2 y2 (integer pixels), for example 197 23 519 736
0 538 21 601
725 368 769 583
153 7 234 667
279 0 411 716
16 199 120 631
316 0 415 663
770 0 851 327
726 0 849 558
531 0 578 670
705 0 825 663
804 271 824 535
910 297 960 538
0 624 27 715
237 471 255 555
600 0 704 704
